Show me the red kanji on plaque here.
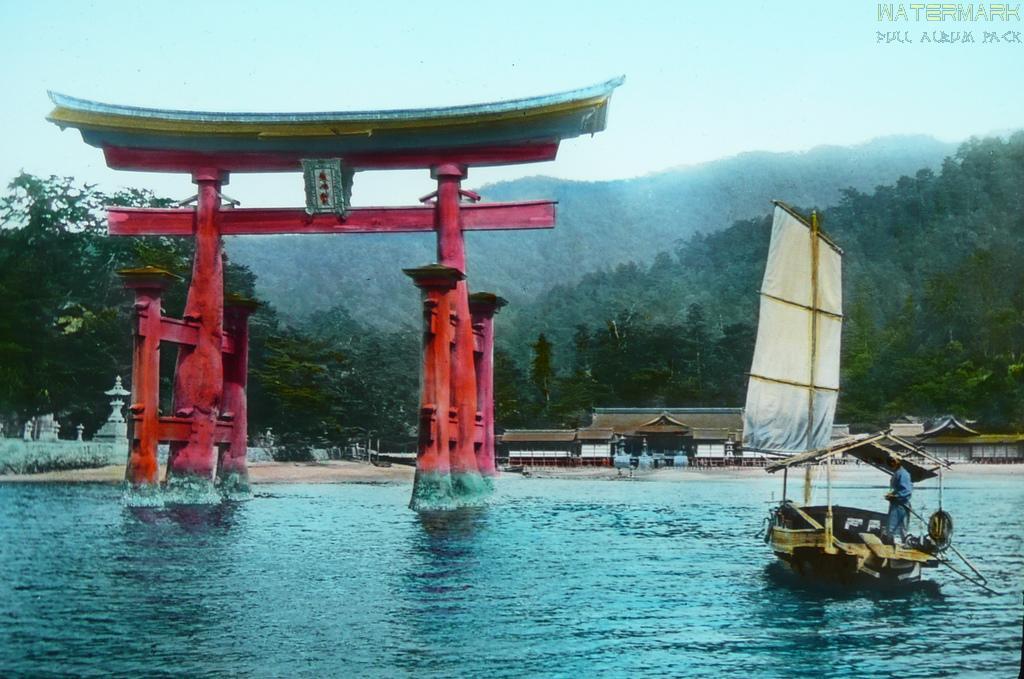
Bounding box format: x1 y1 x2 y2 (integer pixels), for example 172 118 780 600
302 159 348 216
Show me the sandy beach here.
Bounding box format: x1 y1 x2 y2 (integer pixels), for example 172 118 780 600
1 460 1020 484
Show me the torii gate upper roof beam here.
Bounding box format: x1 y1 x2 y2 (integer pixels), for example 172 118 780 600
46 77 624 173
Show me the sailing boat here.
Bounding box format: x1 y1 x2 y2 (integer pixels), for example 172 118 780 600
744 202 953 586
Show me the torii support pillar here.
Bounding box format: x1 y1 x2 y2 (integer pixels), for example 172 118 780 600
469 292 507 481
219 295 258 493
166 170 226 490
405 264 463 510
120 267 180 488
431 163 489 503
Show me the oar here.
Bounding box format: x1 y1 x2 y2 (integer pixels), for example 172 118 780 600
936 556 1004 596
946 543 988 583
909 507 987 581
906 507 1001 594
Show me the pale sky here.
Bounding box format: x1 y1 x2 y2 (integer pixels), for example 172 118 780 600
1 0 1021 206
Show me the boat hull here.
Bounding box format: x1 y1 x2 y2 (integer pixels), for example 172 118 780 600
767 503 939 587
773 545 925 586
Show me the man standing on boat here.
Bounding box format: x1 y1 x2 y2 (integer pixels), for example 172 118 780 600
884 455 913 545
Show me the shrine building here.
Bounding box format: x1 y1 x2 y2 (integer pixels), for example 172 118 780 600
897 415 1024 463
499 407 748 467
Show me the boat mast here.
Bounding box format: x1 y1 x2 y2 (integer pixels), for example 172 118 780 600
824 452 836 553
808 209 819 453
803 210 820 507
810 210 836 553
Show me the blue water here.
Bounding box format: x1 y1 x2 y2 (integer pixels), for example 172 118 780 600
0 471 1021 678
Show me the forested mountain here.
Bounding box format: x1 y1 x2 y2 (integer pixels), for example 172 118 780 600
227 135 955 326
504 134 1024 431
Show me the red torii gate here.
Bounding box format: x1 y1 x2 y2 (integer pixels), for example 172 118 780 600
47 77 622 508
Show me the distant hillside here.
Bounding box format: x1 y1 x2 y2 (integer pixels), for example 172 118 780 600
227 134 956 326
500 133 1024 430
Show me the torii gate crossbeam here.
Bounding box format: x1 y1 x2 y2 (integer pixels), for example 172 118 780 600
107 201 556 236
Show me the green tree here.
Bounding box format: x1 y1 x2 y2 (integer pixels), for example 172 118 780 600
0 173 185 431
494 347 532 428
530 333 554 409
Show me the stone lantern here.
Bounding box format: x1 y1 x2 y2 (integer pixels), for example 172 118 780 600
94 376 130 443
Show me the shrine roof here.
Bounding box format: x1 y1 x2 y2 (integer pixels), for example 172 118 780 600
919 415 980 438
500 429 578 443
46 77 624 170
590 408 743 434
576 428 616 441
923 433 1024 444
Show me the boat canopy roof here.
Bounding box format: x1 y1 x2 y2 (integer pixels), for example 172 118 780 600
46 77 624 161
765 431 950 482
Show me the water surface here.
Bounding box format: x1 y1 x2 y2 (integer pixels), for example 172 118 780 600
1 470 1021 677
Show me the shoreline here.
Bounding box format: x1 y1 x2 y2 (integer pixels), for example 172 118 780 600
0 460 416 485
1 460 1021 485
521 462 1024 480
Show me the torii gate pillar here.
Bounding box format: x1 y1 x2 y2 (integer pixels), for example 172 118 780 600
220 295 259 492
470 292 507 480
166 171 226 489
405 264 463 510
120 267 179 488
432 163 488 503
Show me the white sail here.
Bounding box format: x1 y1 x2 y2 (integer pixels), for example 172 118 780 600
743 203 843 455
